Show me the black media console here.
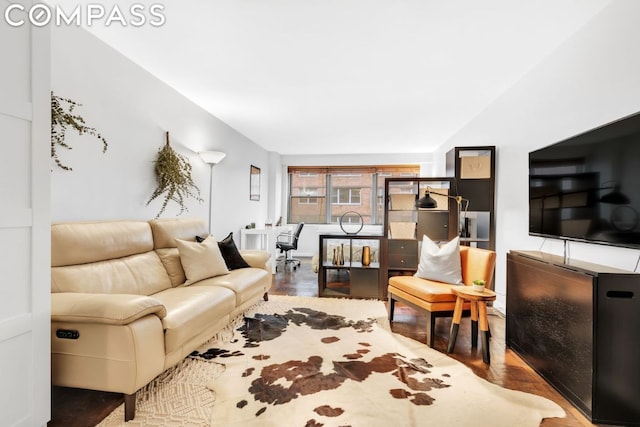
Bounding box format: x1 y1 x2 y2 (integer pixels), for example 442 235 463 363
506 250 640 426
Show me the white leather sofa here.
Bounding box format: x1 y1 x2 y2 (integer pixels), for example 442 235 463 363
50 218 271 421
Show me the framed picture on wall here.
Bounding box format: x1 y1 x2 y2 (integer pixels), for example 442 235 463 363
250 165 260 201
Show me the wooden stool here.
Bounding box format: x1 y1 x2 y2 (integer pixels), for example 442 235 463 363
447 286 496 363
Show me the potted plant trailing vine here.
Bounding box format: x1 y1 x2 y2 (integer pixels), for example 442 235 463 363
50 92 108 170
147 131 202 218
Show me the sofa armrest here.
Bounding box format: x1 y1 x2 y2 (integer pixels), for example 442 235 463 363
239 250 272 271
51 293 167 325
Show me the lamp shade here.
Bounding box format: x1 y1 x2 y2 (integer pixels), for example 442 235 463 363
415 190 438 209
199 151 226 165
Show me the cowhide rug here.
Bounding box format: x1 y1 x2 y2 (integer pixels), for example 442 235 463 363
98 295 564 427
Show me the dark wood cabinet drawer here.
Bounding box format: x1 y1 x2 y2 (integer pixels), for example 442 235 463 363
388 253 417 269
350 269 380 298
387 239 418 269
388 239 417 255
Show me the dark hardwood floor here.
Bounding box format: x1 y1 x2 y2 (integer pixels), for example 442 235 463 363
50 257 597 427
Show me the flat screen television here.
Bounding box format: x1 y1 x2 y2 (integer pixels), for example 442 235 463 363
529 111 640 248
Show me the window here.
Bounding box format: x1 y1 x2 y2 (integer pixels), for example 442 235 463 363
288 165 419 224
300 196 319 205
331 214 364 224
289 174 327 223
332 188 361 205
298 187 319 204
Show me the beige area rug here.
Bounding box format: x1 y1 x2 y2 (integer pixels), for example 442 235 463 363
98 295 564 427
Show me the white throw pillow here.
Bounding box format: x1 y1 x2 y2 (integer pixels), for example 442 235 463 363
414 235 462 284
176 235 229 285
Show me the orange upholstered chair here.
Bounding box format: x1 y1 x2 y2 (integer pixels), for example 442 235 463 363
387 245 496 348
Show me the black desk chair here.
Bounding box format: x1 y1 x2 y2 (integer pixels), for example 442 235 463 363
275 223 304 271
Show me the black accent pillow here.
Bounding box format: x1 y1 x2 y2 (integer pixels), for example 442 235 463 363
196 233 251 270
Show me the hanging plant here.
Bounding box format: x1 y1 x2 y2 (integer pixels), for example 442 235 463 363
50 91 108 171
147 131 202 218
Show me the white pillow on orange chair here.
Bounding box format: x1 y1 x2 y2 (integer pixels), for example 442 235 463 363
414 235 462 284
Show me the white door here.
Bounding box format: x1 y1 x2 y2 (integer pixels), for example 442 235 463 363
0 3 51 426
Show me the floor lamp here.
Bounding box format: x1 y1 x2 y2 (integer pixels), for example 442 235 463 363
415 186 469 236
199 151 226 232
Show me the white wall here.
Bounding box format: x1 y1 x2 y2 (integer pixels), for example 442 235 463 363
50 25 271 240
440 0 640 312
267 151 283 226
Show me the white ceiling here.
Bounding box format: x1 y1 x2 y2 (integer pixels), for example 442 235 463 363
60 0 612 155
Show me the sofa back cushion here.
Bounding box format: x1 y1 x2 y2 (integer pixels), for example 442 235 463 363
52 221 153 266
149 218 209 286
149 218 208 249
51 221 172 295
